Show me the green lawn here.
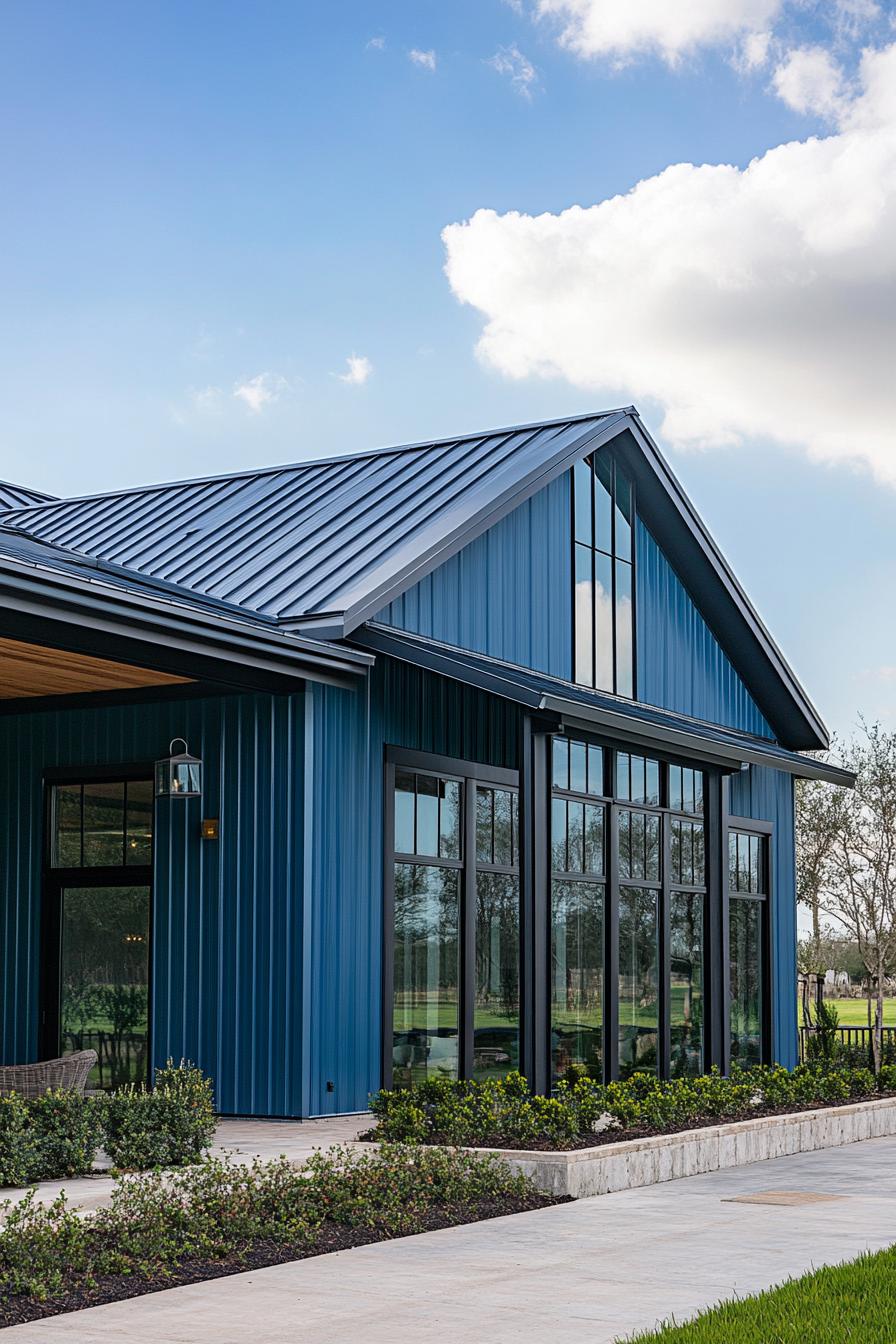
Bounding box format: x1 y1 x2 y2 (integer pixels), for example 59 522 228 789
626 1245 896 1343
800 996 896 1026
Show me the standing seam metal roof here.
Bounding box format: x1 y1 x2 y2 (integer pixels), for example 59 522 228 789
2 413 622 621
0 481 56 510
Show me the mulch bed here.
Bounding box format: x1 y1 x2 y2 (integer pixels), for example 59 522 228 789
361 1091 895 1152
0 1192 566 1329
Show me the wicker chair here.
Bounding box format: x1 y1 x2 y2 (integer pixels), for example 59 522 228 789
0 1050 97 1099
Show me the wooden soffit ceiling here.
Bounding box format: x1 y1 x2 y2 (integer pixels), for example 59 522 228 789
0 636 192 700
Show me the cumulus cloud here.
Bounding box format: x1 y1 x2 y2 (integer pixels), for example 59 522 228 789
367 36 386 51
408 48 437 71
442 42 896 482
489 44 540 98
232 373 286 413
533 0 783 65
772 45 850 119
338 354 373 386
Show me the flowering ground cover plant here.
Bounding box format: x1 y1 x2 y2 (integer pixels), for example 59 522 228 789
0 1145 553 1327
367 1064 896 1150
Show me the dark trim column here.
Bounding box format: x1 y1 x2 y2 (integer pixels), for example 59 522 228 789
605 804 620 1080
519 713 556 1095
716 773 731 1073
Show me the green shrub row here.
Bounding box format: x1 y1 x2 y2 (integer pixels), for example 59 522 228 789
0 1061 215 1187
0 1145 533 1303
369 1063 895 1148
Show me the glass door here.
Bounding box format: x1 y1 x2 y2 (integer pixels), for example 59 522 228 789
58 883 151 1089
42 773 153 1090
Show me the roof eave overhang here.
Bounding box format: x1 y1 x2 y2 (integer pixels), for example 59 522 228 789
354 624 853 788
0 553 372 694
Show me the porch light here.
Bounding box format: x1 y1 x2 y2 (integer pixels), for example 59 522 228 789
155 738 202 799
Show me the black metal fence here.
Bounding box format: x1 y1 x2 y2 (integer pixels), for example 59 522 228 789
798 1024 896 1064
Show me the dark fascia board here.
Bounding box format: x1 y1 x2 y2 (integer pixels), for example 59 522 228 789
0 550 372 694
324 411 633 636
617 416 829 752
354 624 853 788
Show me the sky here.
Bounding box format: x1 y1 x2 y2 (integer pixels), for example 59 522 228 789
0 0 894 740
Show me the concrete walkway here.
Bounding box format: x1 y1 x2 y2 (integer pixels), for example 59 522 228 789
5 1133 896 1342
2 1115 370 1216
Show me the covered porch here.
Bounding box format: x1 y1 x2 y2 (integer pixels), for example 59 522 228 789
0 528 371 1112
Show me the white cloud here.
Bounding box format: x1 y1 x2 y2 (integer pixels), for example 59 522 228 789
367 36 386 51
338 354 373 386
442 42 896 483
232 373 286 413
489 44 540 98
731 29 773 74
409 48 437 71
532 0 783 65
772 45 849 119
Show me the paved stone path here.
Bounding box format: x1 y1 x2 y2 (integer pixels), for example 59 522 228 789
5 1133 896 1342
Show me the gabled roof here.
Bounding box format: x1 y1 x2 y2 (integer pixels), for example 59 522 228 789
0 408 829 749
1 412 627 624
0 480 56 510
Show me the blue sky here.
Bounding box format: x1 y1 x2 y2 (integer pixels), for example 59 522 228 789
0 0 894 737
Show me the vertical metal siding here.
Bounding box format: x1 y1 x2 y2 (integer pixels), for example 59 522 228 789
377 475 572 680
305 656 519 1116
728 765 797 1068
636 520 773 739
0 693 305 1116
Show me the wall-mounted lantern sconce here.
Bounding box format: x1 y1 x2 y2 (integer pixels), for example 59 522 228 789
155 738 202 799
200 818 219 841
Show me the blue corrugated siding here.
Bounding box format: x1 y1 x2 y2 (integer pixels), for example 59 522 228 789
378 473 771 740
305 656 519 1116
377 475 572 680
0 693 305 1116
728 765 797 1068
636 520 773 739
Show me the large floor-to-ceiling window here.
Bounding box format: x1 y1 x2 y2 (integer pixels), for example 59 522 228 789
728 828 768 1066
388 753 519 1089
550 740 706 1084
386 740 768 1090
550 737 606 1081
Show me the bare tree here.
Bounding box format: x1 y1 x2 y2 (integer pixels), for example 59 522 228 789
797 721 896 1070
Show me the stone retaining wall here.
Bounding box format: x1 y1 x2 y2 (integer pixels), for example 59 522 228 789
478 1097 896 1199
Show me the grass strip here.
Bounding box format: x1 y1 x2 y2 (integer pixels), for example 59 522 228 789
627 1245 896 1343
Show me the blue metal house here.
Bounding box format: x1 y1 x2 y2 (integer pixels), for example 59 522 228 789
0 410 852 1115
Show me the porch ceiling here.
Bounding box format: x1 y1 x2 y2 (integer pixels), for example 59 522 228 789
0 635 191 699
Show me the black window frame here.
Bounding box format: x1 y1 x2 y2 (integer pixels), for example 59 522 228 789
571 451 637 698
724 817 773 1069
39 762 155 1084
549 733 716 1083
383 746 520 1090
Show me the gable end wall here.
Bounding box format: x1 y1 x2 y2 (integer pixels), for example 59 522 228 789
377 471 773 740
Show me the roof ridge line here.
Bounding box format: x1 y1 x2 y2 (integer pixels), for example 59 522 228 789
1 409 632 516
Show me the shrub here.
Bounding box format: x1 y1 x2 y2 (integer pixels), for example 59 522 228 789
101 1060 215 1171
369 1061 895 1150
0 1094 31 1188
0 1146 535 1306
0 1092 101 1188
25 1092 103 1182
805 1000 842 1065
